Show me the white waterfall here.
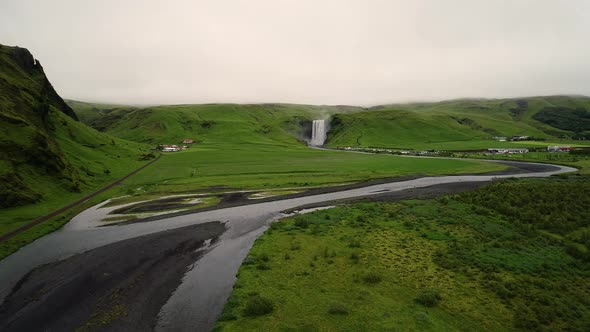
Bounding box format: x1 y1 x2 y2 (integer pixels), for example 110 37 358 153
310 119 327 146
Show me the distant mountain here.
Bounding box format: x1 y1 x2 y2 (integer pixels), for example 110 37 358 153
0 44 147 209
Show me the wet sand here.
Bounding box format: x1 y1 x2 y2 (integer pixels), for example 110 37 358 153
0 222 225 332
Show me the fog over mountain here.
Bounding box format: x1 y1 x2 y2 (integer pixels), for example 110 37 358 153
1 0 589 106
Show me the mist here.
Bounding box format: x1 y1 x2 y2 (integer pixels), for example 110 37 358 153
1 0 589 106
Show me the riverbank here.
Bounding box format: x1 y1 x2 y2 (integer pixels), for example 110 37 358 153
0 161 576 331
0 222 225 331
216 177 590 331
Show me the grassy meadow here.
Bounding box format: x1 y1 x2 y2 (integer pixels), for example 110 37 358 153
114 144 506 198
216 177 590 331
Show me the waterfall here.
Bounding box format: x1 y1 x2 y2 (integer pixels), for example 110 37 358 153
310 119 327 146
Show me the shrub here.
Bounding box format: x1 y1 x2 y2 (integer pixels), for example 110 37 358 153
290 242 301 250
256 262 271 270
327 303 349 315
415 290 442 307
295 218 310 228
243 296 274 316
348 239 361 248
565 242 589 261
218 295 239 321
362 272 382 284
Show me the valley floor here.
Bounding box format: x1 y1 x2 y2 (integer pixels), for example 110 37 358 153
216 177 590 332
0 161 577 332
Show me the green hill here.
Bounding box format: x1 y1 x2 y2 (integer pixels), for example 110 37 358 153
67 101 365 146
0 44 150 234
65 101 506 202
327 96 590 150
69 97 590 151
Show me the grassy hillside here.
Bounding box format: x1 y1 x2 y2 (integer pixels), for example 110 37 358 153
216 177 590 331
68 101 364 146
0 44 150 235
326 96 590 150
65 104 506 201
70 97 590 152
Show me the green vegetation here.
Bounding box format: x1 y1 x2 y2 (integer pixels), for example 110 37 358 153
109 146 505 198
216 177 590 331
70 96 590 152
0 187 121 259
0 44 152 238
533 106 590 139
462 151 590 174
326 97 590 150
68 101 362 146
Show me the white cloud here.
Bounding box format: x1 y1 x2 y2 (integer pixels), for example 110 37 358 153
1 0 589 105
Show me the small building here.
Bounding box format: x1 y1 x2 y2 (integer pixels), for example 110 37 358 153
511 136 529 141
182 139 194 144
547 146 572 152
488 148 529 154
161 144 180 152
493 136 507 142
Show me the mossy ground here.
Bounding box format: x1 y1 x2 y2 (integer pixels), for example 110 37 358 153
216 177 590 331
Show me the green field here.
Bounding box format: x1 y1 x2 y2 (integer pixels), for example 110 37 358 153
216 177 590 331
114 145 505 198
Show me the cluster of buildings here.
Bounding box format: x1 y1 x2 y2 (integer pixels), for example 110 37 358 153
337 146 440 156
493 136 531 142
159 139 194 152
487 148 529 154
547 146 572 152
338 145 577 156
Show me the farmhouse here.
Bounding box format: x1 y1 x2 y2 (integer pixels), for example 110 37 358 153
182 139 194 144
488 148 529 154
547 146 572 152
161 145 180 152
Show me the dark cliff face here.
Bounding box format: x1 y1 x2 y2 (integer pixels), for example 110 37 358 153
8 46 79 121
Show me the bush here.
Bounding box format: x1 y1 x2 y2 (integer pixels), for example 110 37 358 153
290 242 301 250
362 272 382 284
327 303 349 315
565 242 589 261
295 218 310 228
348 239 361 248
256 262 271 270
243 295 274 316
415 290 442 307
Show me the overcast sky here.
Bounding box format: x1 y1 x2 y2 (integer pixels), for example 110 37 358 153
1 0 589 106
